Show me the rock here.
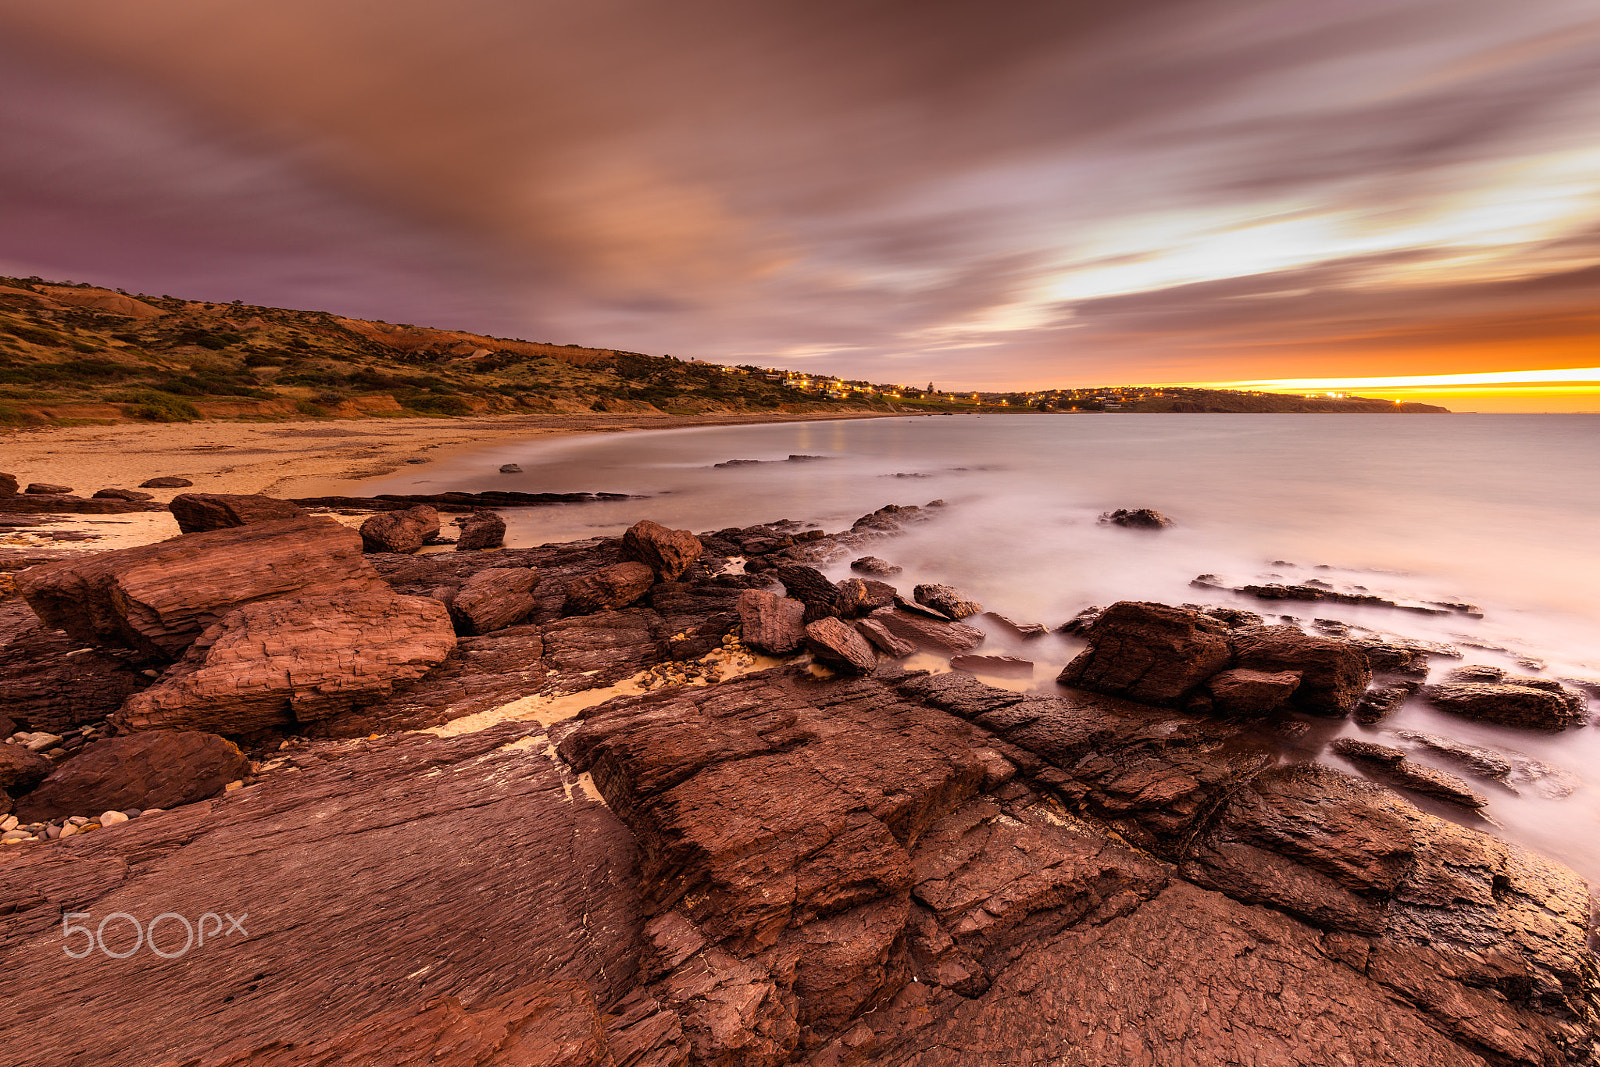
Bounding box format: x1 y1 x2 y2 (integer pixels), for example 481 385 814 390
804 617 878 674
872 608 985 653
1443 664 1505 683
359 505 440 553
114 593 457 736
1231 626 1371 716
140 476 193 488
0 721 639 1065
92 488 155 501
454 509 506 550
1329 741 1489 810
0 625 153 733
0 714 12 737
13 729 246 825
564 562 657 614
17 516 387 660
979 613 1048 639
0 744 54 796
777 564 841 623
736 589 806 654
621 520 703 580
24 483 72 495
834 577 896 618
1421 681 1586 730
1098 507 1174 528
949 655 1033 677
1056 601 1231 707
0 472 17 496
851 556 902 577
498 462 523 473
448 567 540 635
1354 681 1420 724
1204 667 1301 716
1394 730 1578 798
855 617 917 658
98 809 130 826
1056 606 1103 635
169 493 309 533
914 583 983 620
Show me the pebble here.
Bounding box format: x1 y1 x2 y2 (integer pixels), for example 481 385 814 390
24 732 64 752
66 815 88 826
99 810 130 827
2 830 32 844
0 815 17 832
59 824 78 838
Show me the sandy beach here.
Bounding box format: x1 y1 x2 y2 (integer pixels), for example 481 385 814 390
1 410 909 500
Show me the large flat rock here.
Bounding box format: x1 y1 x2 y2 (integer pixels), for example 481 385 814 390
0 722 640 1067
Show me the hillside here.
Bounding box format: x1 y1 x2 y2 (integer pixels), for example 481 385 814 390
0 276 1448 424
0 277 881 425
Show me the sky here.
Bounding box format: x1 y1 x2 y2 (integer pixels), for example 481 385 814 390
2 1 1598 410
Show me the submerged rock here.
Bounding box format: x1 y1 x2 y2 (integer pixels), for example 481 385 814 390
1330 738 1487 809
139 476 193 488
914 583 984 620
1421 681 1587 730
851 555 902 577
1230 626 1371 717
1098 507 1175 529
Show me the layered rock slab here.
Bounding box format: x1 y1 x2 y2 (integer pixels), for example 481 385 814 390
114 593 457 736
0 722 640 1067
17 516 386 660
16 730 246 822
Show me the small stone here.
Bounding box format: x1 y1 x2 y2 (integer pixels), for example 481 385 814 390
122 808 142 819
225 780 244 792
24 732 63 752
66 815 88 826
58 823 77 837
2 830 33 843
25 482 73 495
1098 507 1175 529
0 815 17 832
99 810 130 826
139 476 193 488
499 463 523 473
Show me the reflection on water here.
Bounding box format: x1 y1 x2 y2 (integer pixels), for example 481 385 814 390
372 413 1600 880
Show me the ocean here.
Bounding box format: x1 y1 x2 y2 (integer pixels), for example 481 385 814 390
371 412 1600 880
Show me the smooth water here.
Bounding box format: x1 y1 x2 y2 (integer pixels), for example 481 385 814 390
372 413 1600 879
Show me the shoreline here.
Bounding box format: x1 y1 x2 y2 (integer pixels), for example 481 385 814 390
0 409 914 503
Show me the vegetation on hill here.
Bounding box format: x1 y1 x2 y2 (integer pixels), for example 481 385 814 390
0 276 1447 425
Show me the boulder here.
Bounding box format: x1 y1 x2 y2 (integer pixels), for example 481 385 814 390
17 516 387 660
981 613 1049 639
834 577 896 618
949 654 1033 677
499 463 523 473
850 556 902 577
454 509 506 551
359 505 440 554
1354 681 1419 725
621 520 702 580
139 476 193 488
24 482 71 495
872 608 985 653
1330 738 1487 810
1057 601 1231 707
1204 667 1301 716
170 493 308 533
1231 626 1371 716
804 617 877 674
448 567 540 635
736 589 806 654
1098 507 1174 528
0 743 54 796
14 730 247 821
1420 682 1587 730
564 562 657 615
0 472 17 496
91 488 155 501
855 617 917 658
777 564 841 623
0 626 152 733
115 592 457 736
914 583 984 620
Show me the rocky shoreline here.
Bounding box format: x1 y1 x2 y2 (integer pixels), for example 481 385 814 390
1 478 1598 1066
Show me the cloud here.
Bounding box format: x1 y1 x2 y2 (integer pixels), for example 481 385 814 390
2 0 1598 388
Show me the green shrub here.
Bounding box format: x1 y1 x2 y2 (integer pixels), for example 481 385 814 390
405 393 472 416
295 399 331 417
124 391 200 422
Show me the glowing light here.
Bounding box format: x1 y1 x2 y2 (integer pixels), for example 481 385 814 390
1201 368 1600 391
